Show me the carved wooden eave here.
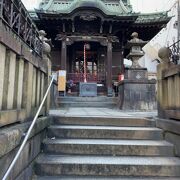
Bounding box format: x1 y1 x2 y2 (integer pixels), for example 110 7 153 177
55 34 119 46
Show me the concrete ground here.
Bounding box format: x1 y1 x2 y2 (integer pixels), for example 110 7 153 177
50 108 157 118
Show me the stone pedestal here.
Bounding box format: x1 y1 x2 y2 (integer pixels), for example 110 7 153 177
79 82 97 97
118 68 157 110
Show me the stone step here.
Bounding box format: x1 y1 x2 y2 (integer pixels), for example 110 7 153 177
52 116 155 127
35 154 180 177
48 125 163 140
57 102 117 108
57 96 117 102
43 139 174 156
34 176 180 180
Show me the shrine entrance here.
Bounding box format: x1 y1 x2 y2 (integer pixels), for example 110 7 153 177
58 35 121 96
68 41 106 82
66 41 107 95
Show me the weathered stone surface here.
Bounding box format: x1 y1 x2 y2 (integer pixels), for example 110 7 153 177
56 96 117 108
118 81 157 110
0 110 18 127
0 23 47 73
0 117 50 179
35 114 180 179
53 116 155 127
79 82 97 97
165 132 180 157
0 117 49 158
0 43 6 110
16 163 34 180
17 58 24 109
48 125 163 140
7 51 16 110
0 131 46 179
156 118 180 135
35 155 180 177
34 176 180 180
43 139 173 156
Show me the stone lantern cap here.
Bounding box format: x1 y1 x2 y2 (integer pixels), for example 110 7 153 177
126 32 148 49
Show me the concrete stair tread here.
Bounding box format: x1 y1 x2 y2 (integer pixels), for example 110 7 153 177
44 139 173 146
48 125 163 140
43 139 173 156
35 176 180 180
52 116 155 127
37 154 180 165
59 101 117 104
57 96 117 101
49 125 161 131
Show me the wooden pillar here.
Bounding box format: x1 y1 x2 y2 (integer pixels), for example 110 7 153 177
107 41 113 96
0 44 6 110
61 40 67 70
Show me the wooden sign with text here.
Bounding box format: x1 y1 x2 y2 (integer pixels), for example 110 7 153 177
58 70 66 91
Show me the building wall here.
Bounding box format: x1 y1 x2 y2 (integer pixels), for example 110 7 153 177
139 2 178 75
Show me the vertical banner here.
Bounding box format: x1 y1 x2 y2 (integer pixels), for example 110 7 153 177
58 70 66 91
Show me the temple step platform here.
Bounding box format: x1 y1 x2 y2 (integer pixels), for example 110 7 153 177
34 114 180 179
56 96 117 108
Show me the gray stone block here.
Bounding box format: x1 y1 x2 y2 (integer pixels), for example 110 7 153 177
35 154 180 177
48 125 163 140
165 132 180 157
118 81 157 110
53 116 155 127
79 83 97 97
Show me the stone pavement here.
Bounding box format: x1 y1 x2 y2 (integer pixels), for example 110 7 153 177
50 108 157 118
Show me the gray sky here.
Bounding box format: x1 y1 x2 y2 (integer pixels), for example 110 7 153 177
22 0 176 13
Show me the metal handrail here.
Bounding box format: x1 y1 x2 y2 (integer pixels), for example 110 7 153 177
2 75 55 180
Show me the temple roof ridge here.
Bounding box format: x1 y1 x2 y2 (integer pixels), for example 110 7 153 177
38 0 133 15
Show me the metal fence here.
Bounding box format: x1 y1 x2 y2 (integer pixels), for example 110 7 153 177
67 73 106 83
169 40 180 64
0 0 42 56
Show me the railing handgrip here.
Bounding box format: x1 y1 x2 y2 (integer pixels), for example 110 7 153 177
2 75 55 180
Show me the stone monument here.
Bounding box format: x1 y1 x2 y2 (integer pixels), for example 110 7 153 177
118 32 156 110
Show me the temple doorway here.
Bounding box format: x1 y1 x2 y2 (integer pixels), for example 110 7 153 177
67 41 107 95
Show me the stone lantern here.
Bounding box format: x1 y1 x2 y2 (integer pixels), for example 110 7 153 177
126 32 148 68
117 32 156 111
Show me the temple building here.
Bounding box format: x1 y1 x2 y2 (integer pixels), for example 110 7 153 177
30 0 170 96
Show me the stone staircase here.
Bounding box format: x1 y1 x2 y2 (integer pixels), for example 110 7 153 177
56 96 117 108
34 116 180 179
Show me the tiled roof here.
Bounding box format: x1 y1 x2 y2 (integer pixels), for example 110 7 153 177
38 0 133 16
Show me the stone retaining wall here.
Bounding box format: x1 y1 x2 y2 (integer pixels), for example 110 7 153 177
0 117 50 179
156 118 180 157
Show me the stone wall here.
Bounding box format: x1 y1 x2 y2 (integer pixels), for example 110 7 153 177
156 118 180 157
0 117 50 179
156 47 180 157
118 68 157 110
0 14 52 179
0 21 51 126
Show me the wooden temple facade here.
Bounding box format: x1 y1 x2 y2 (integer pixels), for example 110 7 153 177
30 0 170 96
